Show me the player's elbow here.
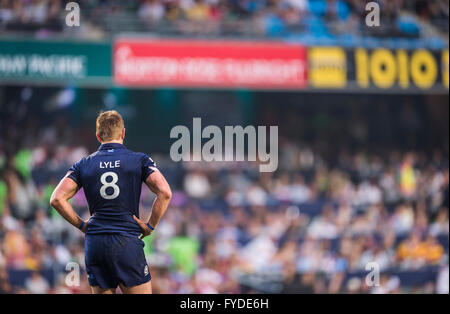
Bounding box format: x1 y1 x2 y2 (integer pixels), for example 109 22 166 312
50 195 63 208
159 186 172 201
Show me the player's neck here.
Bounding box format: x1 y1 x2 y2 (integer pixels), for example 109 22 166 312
101 140 124 145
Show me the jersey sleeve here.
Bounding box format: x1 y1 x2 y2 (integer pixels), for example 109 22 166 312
67 158 83 187
142 154 158 182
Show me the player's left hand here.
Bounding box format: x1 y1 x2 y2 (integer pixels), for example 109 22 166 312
80 220 88 233
133 215 153 239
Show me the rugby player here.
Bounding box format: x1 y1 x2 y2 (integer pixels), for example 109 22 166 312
50 110 172 294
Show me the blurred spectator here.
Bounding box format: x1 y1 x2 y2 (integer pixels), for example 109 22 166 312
25 271 49 294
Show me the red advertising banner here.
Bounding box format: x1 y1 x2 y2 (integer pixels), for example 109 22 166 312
114 39 307 89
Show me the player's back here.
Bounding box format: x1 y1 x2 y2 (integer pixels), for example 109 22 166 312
68 143 155 237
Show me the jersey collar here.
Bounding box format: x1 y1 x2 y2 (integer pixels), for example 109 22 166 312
98 143 126 151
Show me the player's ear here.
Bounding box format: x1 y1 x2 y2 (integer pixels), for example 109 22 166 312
96 133 102 143
122 128 125 140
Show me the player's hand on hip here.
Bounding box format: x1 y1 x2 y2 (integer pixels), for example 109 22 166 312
133 215 153 239
81 220 88 233
79 220 88 233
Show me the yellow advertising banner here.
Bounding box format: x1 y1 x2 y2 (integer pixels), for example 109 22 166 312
307 47 448 92
308 47 347 88
353 48 448 91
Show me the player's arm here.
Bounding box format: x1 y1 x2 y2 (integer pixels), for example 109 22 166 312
50 173 87 232
133 170 172 239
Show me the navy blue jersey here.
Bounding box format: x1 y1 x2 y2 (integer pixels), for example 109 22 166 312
67 143 156 237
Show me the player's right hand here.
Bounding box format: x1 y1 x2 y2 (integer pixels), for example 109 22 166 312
133 215 153 239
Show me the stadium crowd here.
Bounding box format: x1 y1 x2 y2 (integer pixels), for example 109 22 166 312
0 117 448 293
0 0 448 41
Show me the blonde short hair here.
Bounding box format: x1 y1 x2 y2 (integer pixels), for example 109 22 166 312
96 110 124 142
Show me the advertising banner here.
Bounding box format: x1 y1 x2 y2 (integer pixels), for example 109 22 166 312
308 47 347 88
347 48 448 92
0 39 112 86
114 39 308 89
1 38 447 93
